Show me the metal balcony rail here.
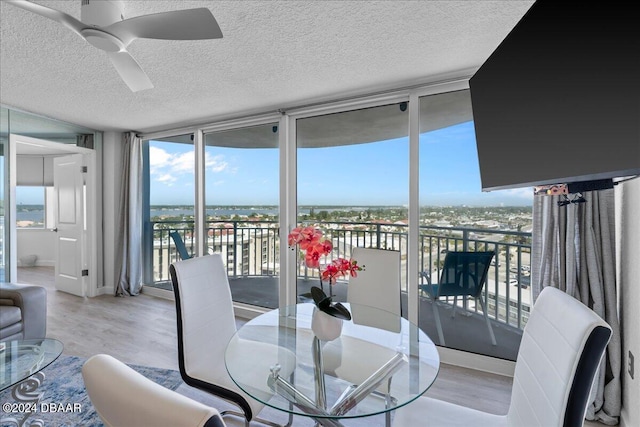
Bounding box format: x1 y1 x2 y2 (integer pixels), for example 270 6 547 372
149 219 532 329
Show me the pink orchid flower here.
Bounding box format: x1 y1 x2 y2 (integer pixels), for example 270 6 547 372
288 226 363 289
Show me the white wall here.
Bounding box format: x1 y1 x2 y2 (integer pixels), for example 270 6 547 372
616 177 640 427
16 229 56 266
101 131 124 295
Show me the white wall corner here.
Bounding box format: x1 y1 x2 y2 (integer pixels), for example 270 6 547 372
616 177 640 427
101 131 124 296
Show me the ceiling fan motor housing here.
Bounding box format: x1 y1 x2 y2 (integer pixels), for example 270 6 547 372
81 0 125 27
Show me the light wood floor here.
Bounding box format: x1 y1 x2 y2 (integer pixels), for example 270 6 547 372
15 267 601 427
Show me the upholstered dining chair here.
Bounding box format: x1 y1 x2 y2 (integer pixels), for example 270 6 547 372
82 353 226 427
325 247 402 427
419 250 496 346
347 247 402 331
170 254 295 427
393 286 612 427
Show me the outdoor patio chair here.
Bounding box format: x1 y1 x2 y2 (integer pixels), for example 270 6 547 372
419 251 496 346
393 286 612 427
170 231 192 260
170 254 295 427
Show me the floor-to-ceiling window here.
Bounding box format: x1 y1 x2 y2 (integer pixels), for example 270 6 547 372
144 134 195 290
417 89 532 360
139 82 532 362
203 122 280 308
0 107 6 281
295 102 409 301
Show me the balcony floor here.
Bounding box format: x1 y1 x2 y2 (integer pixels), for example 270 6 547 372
225 277 522 361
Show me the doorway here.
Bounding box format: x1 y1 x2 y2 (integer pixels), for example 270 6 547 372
9 134 97 297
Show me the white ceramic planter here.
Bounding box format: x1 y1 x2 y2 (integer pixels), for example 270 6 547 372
311 307 343 341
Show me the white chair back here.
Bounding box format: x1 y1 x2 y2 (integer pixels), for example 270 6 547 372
171 254 263 421
392 286 612 427
82 354 225 427
507 286 612 427
348 248 401 331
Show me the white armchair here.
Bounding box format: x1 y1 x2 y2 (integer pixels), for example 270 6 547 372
82 353 226 427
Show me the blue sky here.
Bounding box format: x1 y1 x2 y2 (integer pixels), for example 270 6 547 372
146 121 533 206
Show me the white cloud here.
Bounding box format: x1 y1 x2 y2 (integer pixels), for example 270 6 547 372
156 173 176 184
150 147 232 186
498 187 534 200
170 151 195 174
149 146 172 173
205 153 229 173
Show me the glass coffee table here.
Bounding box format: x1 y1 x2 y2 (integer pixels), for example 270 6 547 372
0 338 64 426
225 303 439 427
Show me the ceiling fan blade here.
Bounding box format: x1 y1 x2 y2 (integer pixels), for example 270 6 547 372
4 0 87 37
107 51 154 92
106 8 223 45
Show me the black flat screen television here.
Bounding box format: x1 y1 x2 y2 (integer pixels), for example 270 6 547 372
469 1 640 191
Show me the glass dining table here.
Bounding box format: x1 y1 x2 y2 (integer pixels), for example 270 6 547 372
225 303 440 427
1 338 64 426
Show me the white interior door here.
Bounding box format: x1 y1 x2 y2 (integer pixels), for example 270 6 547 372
53 154 86 296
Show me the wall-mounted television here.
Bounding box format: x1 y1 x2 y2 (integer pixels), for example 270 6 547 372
469 1 639 192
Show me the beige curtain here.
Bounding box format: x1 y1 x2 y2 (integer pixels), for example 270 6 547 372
115 132 143 296
531 189 621 424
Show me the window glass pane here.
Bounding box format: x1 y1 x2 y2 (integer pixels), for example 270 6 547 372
0 107 5 281
418 89 532 361
146 135 195 290
16 187 45 228
204 123 279 309
296 103 409 302
45 187 55 228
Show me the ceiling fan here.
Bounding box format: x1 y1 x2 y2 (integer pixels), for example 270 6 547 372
5 0 223 92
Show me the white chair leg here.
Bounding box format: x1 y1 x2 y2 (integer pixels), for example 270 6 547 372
431 299 445 346
477 298 497 346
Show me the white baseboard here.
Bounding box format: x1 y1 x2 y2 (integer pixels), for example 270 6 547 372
94 285 113 296
17 260 55 267
137 288 515 378
142 285 175 300
437 346 515 377
35 260 55 267
233 302 269 320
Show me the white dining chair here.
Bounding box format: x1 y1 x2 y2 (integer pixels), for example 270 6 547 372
82 353 227 427
392 286 612 427
171 254 295 427
347 247 402 332
325 247 402 427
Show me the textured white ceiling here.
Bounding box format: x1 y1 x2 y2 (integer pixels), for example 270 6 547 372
0 0 534 133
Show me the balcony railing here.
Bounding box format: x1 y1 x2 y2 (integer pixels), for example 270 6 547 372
149 219 532 330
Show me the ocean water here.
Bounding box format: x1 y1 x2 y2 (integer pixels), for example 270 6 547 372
15 205 389 222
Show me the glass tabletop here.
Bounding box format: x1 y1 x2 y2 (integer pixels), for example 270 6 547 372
0 338 64 391
225 303 440 420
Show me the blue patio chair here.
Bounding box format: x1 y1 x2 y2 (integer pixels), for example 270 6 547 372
170 231 192 260
419 251 496 346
